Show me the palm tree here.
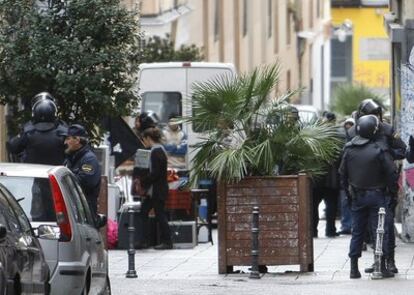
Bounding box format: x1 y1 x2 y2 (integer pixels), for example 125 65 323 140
330 83 386 116
187 63 342 184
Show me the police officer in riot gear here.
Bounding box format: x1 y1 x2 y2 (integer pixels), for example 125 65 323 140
348 98 406 160
339 115 398 279
64 124 101 217
348 98 405 274
7 92 68 165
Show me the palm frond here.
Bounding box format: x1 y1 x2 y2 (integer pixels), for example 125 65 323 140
187 62 342 184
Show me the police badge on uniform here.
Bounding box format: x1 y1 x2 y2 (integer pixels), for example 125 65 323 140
81 164 94 173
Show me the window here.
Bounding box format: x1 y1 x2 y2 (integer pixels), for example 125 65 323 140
214 0 220 42
331 35 353 91
317 0 320 19
0 193 21 234
309 0 314 28
4 192 32 233
287 70 291 91
286 7 291 45
243 0 248 37
61 175 87 224
142 92 182 124
70 175 95 226
268 0 272 38
274 1 279 53
0 176 56 222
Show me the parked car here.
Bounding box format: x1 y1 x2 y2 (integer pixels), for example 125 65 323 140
0 163 110 295
292 104 320 124
0 183 50 294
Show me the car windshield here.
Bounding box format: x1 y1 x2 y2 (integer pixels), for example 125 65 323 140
0 176 56 222
298 110 318 124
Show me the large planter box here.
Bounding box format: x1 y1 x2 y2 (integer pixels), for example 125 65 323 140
217 174 313 274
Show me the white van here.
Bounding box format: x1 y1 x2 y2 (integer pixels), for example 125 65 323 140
137 62 236 171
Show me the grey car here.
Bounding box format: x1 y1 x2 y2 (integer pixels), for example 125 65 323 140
0 163 110 295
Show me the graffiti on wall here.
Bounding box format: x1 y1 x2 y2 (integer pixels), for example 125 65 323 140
400 47 414 241
354 65 388 88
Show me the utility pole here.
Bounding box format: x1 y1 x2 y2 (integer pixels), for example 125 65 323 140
386 0 414 242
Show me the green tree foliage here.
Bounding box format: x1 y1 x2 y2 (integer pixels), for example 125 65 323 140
187 63 342 184
330 83 386 116
0 0 141 140
141 34 203 63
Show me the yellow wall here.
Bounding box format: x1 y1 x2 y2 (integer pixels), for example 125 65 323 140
332 7 389 89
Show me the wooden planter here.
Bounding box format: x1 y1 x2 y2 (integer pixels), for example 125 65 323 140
217 174 313 274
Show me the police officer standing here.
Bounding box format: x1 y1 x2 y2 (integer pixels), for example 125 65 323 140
64 124 101 217
7 92 68 165
348 98 406 159
339 115 398 279
348 99 405 274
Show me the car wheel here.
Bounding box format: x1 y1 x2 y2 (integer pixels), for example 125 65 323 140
81 270 90 295
103 276 111 295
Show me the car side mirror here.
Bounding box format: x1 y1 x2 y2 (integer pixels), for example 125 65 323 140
37 224 60 240
96 214 107 229
0 224 7 242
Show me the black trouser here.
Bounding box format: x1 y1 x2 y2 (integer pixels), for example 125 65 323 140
386 196 397 257
313 187 338 236
139 197 172 245
349 189 389 258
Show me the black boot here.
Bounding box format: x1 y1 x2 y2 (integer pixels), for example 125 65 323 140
381 257 395 278
350 257 361 279
387 254 398 274
364 255 375 273
364 262 375 273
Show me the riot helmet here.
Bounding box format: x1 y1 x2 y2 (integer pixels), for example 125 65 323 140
139 111 159 131
356 115 379 139
358 98 382 120
32 98 57 123
31 92 56 107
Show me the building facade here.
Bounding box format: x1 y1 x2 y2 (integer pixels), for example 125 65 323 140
331 0 390 95
129 0 332 110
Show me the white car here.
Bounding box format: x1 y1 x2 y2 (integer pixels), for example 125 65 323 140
292 104 320 124
0 163 110 295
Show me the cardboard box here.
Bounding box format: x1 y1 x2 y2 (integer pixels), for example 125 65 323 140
169 221 196 249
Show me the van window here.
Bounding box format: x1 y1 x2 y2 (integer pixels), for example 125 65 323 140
142 92 182 124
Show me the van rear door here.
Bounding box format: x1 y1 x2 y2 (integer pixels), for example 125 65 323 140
185 66 235 167
139 67 186 124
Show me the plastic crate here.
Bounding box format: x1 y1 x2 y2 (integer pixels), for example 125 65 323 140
165 190 192 214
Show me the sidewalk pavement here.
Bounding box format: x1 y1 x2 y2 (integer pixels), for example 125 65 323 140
109 221 414 295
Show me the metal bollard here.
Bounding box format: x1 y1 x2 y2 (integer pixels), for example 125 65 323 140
124 201 141 278
249 206 260 279
372 207 386 280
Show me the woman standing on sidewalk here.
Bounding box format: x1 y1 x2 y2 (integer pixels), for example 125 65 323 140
138 127 173 250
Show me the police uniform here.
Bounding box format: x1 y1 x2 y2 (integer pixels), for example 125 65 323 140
65 126 101 217
347 120 404 273
7 120 68 165
347 121 406 160
339 132 398 278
